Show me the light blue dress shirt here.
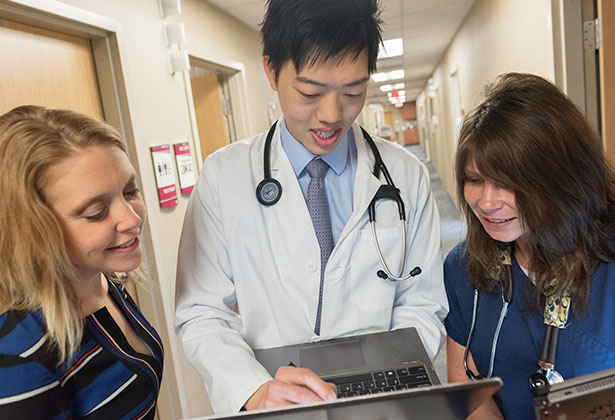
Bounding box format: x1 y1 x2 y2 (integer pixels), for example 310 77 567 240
280 118 357 244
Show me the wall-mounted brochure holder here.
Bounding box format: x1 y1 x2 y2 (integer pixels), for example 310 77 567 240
173 142 196 194
151 144 179 208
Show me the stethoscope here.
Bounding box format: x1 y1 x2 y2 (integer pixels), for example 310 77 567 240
255 121 422 281
463 243 564 395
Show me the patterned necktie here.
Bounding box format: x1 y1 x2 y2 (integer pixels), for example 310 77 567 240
305 158 334 335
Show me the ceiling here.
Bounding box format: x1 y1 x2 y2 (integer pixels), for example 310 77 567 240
205 0 475 105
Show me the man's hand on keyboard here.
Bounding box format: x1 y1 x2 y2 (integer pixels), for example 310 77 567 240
243 366 337 410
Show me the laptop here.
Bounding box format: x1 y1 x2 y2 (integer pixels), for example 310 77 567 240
189 378 502 420
534 368 615 419
253 327 440 398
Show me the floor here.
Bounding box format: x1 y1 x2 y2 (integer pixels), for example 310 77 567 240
405 144 467 383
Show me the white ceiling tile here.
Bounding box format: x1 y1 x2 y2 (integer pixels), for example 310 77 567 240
205 0 477 101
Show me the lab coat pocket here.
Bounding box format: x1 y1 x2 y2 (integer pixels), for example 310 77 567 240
348 227 401 312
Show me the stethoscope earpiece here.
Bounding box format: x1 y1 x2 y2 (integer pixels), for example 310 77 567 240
256 178 282 206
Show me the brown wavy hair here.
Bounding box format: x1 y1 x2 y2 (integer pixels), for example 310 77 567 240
455 73 615 311
0 105 141 362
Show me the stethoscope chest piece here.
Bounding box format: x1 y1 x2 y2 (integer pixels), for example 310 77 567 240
529 369 564 395
256 121 282 206
256 178 282 206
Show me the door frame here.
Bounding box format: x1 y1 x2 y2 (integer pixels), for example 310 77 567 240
550 0 600 130
184 55 251 166
0 1 180 419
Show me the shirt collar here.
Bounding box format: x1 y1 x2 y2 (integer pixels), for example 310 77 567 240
280 117 351 177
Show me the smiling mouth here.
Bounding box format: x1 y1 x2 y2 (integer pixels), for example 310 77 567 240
119 238 136 248
313 129 337 138
484 217 515 224
108 238 138 250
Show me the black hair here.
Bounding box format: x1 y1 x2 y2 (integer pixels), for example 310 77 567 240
261 0 383 79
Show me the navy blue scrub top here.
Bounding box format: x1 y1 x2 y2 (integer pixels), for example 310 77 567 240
444 242 615 420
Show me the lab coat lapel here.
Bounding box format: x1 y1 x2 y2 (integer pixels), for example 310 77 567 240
267 127 314 233
338 124 381 245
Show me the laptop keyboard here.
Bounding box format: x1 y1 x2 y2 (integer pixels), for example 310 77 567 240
328 365 432 398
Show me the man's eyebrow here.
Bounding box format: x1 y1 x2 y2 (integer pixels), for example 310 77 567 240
296 76 370 88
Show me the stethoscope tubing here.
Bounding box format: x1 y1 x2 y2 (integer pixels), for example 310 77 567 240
463 254 564 393
371 220 412 281
257 122 419 282
464 287 510 379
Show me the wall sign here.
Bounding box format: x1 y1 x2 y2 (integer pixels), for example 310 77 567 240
174 142 196 194
151 144 178 208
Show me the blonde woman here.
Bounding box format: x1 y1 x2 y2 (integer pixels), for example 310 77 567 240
0 106 163 419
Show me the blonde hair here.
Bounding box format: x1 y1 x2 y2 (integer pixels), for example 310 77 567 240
0 105 141 363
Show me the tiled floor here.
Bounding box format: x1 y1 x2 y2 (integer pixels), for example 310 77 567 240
406 144 467 383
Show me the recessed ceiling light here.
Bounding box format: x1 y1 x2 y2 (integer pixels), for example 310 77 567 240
371 69 405 83
378 38 403 59
379 83 406 92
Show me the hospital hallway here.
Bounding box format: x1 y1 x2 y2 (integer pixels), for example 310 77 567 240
406 144 467 383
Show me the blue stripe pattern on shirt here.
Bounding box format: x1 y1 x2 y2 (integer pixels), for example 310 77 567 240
0 280 163 420
0 312 45 355
70 361 134 418
0 361 57 398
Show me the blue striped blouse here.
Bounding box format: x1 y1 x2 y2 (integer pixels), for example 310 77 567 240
0 280 163 419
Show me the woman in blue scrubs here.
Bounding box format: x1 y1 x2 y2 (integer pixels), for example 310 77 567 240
444 73 615 419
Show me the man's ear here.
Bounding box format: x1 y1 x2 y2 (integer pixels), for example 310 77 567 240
263 56 278 91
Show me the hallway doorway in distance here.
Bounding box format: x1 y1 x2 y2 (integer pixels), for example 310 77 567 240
188 59 238 162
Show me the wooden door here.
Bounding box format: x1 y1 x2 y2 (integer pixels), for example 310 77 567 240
190 73 230 161
0 17 103 118
0 17 143 298
598 0 615 164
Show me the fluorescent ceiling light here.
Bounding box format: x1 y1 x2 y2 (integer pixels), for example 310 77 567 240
371 69 405 83
378 38 403 59
380 83 405 92
389 70 405 80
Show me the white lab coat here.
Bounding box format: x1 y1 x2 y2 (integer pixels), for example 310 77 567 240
175 123 448 413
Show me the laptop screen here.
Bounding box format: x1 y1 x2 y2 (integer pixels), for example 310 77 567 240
186 378 503 420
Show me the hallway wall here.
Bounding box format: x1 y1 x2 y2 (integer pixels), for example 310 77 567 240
1 0 279 417
418 0 556 203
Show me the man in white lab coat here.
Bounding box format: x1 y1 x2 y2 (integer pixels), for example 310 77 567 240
175 0 448 413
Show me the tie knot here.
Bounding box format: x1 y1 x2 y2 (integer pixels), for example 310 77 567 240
306 158 329 179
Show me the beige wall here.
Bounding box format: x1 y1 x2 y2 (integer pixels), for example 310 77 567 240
178 0 281 138
418 0 556 203
1 0 278 418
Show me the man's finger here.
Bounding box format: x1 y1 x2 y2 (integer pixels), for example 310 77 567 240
267 381 324 405
274 367 337 401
